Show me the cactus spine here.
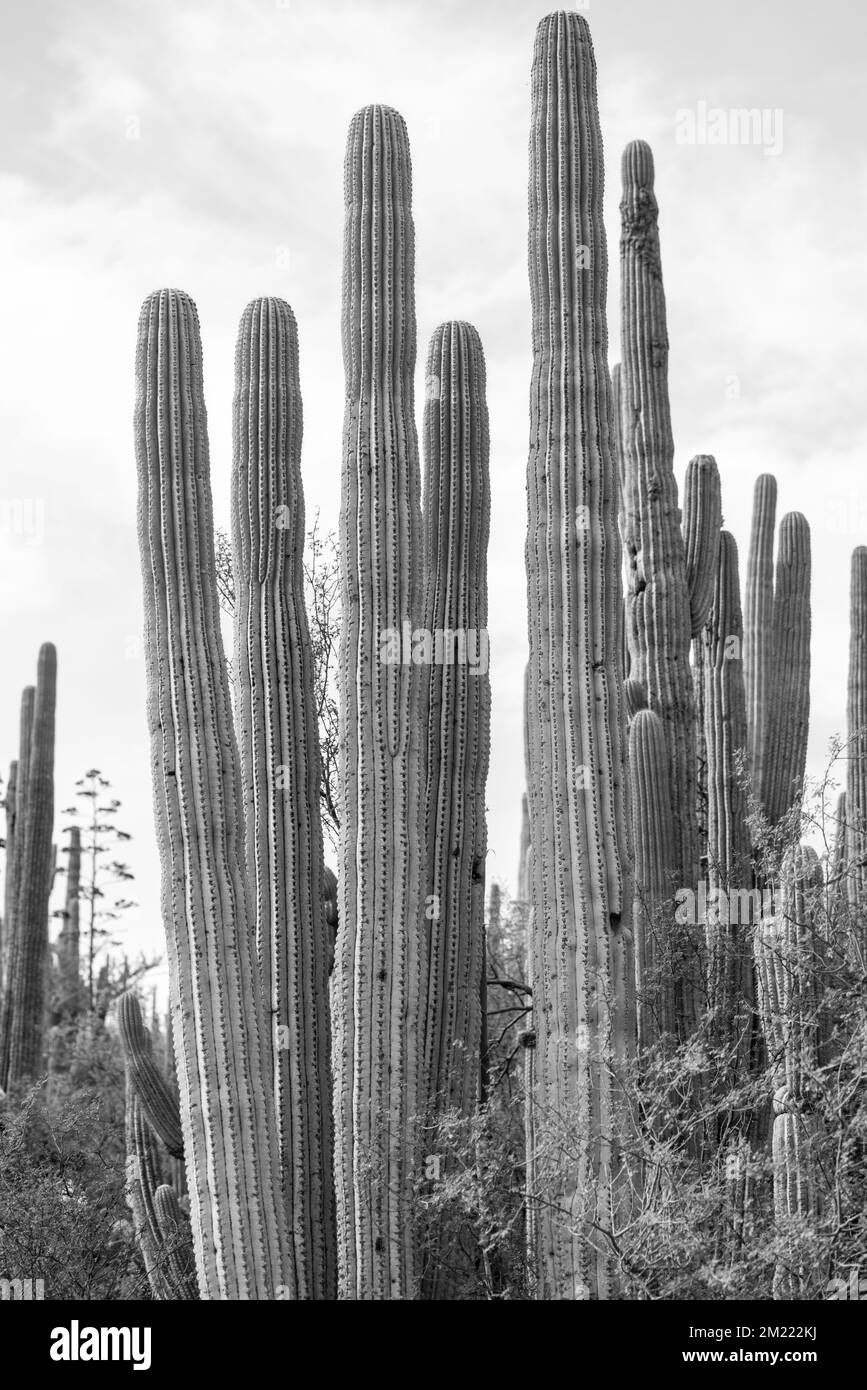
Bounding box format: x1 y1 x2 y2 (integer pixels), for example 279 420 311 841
232 297 337 1297
421 321 490 1123
135 288 286 1298
526 12 635 1300
620 139 697 896
335 105 425 1299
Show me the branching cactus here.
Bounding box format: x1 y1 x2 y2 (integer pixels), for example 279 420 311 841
6 643 56 1086
134 288 286 1299
629 709 677 1044
335 105 426 1300
421 321 490 1125
744 475 777 810
620 138 697 894
526 12 635 1300
765 513 811 826
845 546 867 922
232 296 337 1298
702 532 752 1060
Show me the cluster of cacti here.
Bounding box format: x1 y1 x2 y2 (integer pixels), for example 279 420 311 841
0 644 57 1090
94 6 867 1305
525 11 635 1300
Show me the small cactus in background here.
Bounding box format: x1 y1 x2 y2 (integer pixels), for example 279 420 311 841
525 12 635 1300
1 644 57 1088
334 104 426 1300
119 992 184 1160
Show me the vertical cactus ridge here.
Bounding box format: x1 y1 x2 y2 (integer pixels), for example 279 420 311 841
744 475 778 811
629 709 677 1044
702 532 752 1045
134 287 286 1300
620 138 697 893
231 296 337 1300
526 12 635 1301
7 643 56 1085
682 455 722 638
336 105 425 1300
420 320 491 1123
765 513 811 826
517 792 531 904
119 992 185 1160
845 547 867 920
0 690 35 1086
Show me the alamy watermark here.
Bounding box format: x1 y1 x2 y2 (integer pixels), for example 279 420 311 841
378 621 489 674
675 101 783 157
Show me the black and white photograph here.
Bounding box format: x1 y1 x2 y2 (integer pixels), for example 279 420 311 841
0 0 864 1352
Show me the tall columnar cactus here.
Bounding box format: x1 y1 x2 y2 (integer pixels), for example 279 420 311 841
5 644 56 1086
620 138 697 894
702 533 752 1056
421 320 490 1124
135 287 286 1299
744 474 777 810
753 845 825 1297
845 547 867 921
765 513 811 826
335 104 426 1300
682 455 722 640
526 12 635 1300
232 296 337 1298
629 709 677 1045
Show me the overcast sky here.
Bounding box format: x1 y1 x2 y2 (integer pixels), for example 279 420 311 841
2 0 865 999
